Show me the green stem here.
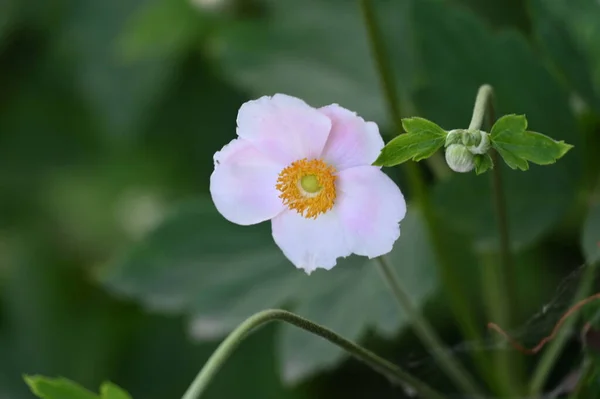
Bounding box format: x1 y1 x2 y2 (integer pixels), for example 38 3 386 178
180 309 445 399
375 257 484 396
470 85 521 394
359 0 489 389
529 261 599 395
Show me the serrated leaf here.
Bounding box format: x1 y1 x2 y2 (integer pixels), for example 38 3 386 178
582 199 600 264
100 383 132 399
414 0 581 249
474 153 493 175
374 118 447 166
102 198 437 383
490 115 573 171
24 376 99 399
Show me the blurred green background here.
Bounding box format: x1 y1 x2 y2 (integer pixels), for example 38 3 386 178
1 0 599 398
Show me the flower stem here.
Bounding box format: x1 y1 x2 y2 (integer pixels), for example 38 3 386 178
375 257 484 396
359 0 488 388
529 261 598 395
470 85 521 394
180 309 445 399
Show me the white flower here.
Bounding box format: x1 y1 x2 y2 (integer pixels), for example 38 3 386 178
210 94 406 274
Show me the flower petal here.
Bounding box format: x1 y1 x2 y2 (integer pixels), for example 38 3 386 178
236 94 332 165
210 138 285 226
336 166 406 257
319 104 384 170
271 209 351 274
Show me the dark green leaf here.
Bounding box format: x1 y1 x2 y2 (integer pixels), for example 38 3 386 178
530 0 600 113
118 0 209 62
474 153 493 175
582 198 600 264
24 376 99 399
102 198 437 382
55 0 176 135
530 0 600 114
213 0 417 127
491 115 573 171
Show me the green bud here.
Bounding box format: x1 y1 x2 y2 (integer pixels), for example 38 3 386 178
445 144 475 173
445 129 465 147
462 130 482 147
468 131 490 155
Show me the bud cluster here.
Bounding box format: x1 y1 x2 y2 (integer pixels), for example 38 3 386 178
444 129 491 173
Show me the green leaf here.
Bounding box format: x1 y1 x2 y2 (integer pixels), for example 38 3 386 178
25 377 133 399
490 115 573 171
55 0 177 135
373 119 446 166
118 0 209 62
474 153 493 175
582 198 600 264
530 0 600 113
414 0 581 249
530 0 600 114
213 0 416 127
24 376 99 399
102 198 437 383
100 383 132 399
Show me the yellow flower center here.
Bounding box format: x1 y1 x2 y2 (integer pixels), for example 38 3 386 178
276 158 337 219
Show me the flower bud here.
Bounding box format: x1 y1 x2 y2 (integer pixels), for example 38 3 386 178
445 129 465 147
467 131 490 155
462 130 481 147
445 144 475 173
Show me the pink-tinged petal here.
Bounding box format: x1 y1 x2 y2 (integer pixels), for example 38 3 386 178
319 104 384 170
210 138 285 226
271 209 351 274
336 166 406 257
236 94 332 165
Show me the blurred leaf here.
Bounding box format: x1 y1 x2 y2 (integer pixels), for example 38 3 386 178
374 118 446 166
100 382 132 399
0 239 136 398
103 198 437 383
490 115 573 171
474 153 493 175
119 0 209 62
55 0 178 135
582 197 600 264
212 0 417 127
414 0 581 250
530 0 600 113
24 376 99 399
529 0 600 114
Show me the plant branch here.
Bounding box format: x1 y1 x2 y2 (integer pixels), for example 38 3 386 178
180 309 445 399
375 257 484 396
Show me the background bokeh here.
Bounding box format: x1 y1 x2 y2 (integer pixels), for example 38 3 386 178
1 0 599 398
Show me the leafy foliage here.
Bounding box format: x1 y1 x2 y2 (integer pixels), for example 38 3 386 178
373 117 447 166
490 115 573 170
25 376 131 399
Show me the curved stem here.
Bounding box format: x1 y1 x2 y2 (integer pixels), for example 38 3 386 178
375 257 484 396
181 309 445 399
